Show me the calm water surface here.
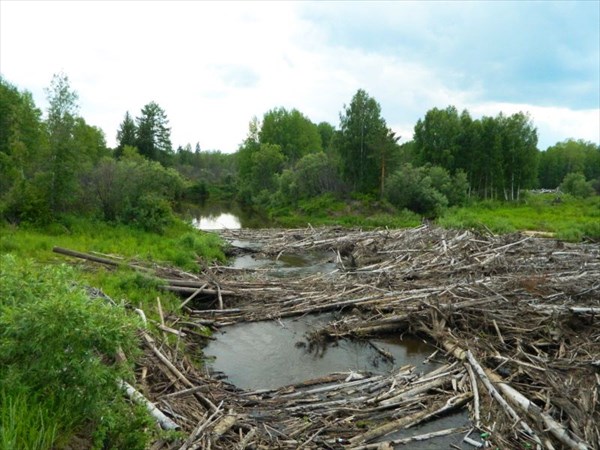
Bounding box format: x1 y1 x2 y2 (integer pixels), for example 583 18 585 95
204 314 439 391
198 205 472 448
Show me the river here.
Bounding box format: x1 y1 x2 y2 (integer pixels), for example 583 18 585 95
186 201 269 230
192 203 471 448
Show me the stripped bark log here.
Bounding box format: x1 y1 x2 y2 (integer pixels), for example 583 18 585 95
119 380 179 430
349 392 472 444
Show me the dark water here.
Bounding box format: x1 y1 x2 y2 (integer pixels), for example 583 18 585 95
204 314 439 391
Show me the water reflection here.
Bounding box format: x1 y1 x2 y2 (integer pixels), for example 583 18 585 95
192 213 241 230
204 315 439 391
184 202 271 230
230 251 338 276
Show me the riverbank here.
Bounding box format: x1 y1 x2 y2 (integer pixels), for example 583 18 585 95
231 192 600 242
45 225 600 449
2 208 598 448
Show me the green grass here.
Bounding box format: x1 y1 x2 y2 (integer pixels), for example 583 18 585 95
269 193 422 229
0 215 226 314
437 194 600 241
0 389 59 450
0 255 153 449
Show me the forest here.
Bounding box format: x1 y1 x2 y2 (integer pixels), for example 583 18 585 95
1 73 599 229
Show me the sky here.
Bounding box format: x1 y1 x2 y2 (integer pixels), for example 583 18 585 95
1 1 599 152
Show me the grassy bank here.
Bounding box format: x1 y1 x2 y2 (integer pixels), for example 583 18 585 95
0 216 226 309
264 192 599 241
438 194 600 241
268 194 423 229
0 217 226 449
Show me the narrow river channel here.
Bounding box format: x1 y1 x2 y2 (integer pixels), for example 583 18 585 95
192 205 472 449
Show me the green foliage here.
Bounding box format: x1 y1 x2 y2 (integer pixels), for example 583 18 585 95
438 194 600 241
0 77 45 197
414 106 462 168
414 107 538 200
0 389 59 450
385 164 468 217
559 172 595 198
259 107 322 164
85 157 185 227
0 255 149 449
297 193 345 216
0 216 225 277
317 121 336 151
177 231 225 266
124 193 174 233
279 152 344 202
335 89 392 193
539 139 600 188
135 101 173 164
115 111 137 158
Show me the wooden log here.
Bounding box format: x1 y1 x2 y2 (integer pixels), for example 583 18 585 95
53 246 121 267
178 401 223 450
464 350 543 447
496 382 588 450
378 374 454 406
142 332 218 412
179 284 208 309
162 285 235 296
348 427 466 450
119 380 178 430
349 392 471 444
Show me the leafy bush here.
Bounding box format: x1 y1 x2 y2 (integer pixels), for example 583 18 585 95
560 172 595 198
124 193 174 233
385 164 447 217
85 157 185 228
0 255 149 449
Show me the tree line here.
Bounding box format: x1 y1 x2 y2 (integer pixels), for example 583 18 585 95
1 74 598 227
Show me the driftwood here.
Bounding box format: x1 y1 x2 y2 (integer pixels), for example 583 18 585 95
62 225 599 449
119 380 179 430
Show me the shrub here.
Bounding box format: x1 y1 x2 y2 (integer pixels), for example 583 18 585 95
385 164 448 217
560 172 595 198
0 255 148 448
124 194 174 233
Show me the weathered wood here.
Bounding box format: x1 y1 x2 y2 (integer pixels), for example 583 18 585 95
119 380 178 430
349 392 472 444
162 285 235 296
53 246 121 266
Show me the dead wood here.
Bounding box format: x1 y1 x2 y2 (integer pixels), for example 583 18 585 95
63 225 599 449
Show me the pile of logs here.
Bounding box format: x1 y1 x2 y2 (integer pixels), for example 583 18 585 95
55 225 599 449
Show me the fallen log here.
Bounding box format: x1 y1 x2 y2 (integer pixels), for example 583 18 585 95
53 246 121 267
348 427 466 450
162 285 235 296
119 380 178 430
349 392 472 445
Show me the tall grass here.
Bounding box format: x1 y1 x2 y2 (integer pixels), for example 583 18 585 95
0 390 58 450
437 194 600 241
0 255 151 449
0 216 226 313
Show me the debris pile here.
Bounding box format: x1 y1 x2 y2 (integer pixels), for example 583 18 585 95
56 225 600 449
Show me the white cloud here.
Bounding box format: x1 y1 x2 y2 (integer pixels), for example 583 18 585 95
1 1 598 152
469 103 600 149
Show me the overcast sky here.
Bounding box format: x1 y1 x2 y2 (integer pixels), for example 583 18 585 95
1 1 599 152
